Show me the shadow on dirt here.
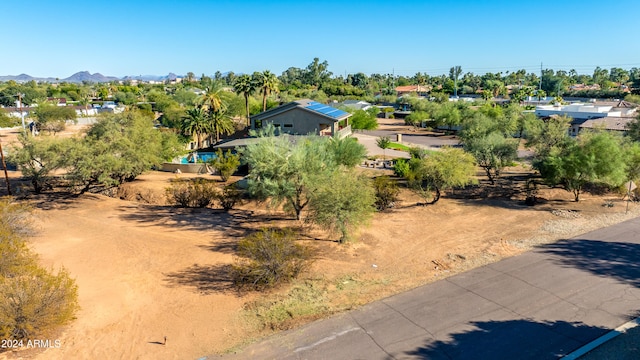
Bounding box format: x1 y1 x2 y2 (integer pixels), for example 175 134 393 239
117 205 265 238
164 263 236 295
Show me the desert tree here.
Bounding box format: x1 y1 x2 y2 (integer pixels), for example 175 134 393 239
65 111 182 193
464 132 518 185
242 130 332 220
407 147 477 205
8 133 69 193
538 131 626 201
326 136 367 167
625 115 640 142
460 113 518 184
348 108 379 130
31 101 77 135
308 170 375 243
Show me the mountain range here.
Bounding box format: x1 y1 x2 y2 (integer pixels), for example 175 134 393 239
0 71 181 83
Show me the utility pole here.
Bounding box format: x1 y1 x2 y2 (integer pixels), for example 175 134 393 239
454 65 460 98
539 62 543 92
392 68 395 91
0 140 11 196
17 93 26 130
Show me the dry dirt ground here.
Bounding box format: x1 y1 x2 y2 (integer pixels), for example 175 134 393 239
1 124 639 360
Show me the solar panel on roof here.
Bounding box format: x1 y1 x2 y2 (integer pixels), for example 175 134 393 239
305 102 348 119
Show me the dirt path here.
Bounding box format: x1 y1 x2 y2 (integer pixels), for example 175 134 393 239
20 194 255 360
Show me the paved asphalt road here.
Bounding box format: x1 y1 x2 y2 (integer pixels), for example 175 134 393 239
214 217 640 360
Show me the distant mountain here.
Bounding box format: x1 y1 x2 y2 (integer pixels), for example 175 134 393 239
121 72 179 82
0 73 55 82
0 71 185 83
62 71 120 83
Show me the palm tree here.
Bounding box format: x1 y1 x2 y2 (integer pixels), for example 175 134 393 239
78 90 91 116
233 74 254 127
182 106 209 149
200 86 224 114
254 70 279 112
209 108 235 144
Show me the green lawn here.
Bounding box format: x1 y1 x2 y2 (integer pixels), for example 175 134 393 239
387 142 411 151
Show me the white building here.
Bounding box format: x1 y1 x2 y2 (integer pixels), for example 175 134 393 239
535 103 622 120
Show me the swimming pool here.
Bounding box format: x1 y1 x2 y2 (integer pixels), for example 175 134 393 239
179 152 217 164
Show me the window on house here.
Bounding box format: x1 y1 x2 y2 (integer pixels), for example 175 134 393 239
283 124 293 128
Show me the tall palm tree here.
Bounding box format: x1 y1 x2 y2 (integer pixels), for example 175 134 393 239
200 86 224 114
254 70 279 112
210 108 235 144
233 74 255 127
182 106 209 149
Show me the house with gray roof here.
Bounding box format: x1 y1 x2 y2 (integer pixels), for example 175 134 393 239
336 100 372 111
578 117 634 133
250 99 352 138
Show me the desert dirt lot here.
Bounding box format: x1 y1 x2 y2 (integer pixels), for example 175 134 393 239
1 124 639 360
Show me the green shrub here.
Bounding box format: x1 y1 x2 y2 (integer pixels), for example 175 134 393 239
210 149 240 182
393 159 410 178
373 176 400 211
409 147 428 159
165 178 219 208
231 229 313 290
0 113 19 128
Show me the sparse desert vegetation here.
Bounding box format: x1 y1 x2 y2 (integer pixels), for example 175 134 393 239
2 58 640 359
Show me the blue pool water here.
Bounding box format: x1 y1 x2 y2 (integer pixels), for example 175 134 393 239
180 152 217 164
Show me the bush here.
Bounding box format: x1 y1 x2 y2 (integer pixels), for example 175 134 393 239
218 184 244 211
393 159 410 178
409 146 428 159
210 149 240 182
0 113 19 128
349 109 378 130
373 176 399 211
0 266 79 340
0 200 79 341
165 178 219 208
231 229 313 290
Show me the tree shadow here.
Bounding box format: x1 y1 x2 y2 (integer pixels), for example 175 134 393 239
198 239 239 254
25 191 83 211
164 263 236 294
404 319 608 360
117 205 261 239
538 239 640 287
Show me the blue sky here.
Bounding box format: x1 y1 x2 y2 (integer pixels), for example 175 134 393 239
3 0 640 78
